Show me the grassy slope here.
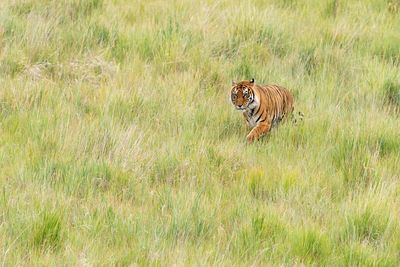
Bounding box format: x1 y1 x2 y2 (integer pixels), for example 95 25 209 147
1 0 400 265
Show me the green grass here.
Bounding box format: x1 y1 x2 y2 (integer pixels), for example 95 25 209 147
32 211 64 252
383 79 400 111
1 0 400 265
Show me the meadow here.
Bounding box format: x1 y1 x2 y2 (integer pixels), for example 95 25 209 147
0 0 400 265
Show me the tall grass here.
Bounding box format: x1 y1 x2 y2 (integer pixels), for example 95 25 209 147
1 0 399 265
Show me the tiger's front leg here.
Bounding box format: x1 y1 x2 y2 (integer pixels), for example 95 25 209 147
242 113 250 128
246 121 271 143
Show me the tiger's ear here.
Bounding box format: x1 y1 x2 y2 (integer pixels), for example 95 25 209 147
249 78 255 84
232 80 237 86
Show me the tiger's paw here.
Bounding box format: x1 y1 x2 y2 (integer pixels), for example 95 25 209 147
246 133 256 144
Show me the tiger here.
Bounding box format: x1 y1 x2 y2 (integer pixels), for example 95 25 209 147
230 78 294 143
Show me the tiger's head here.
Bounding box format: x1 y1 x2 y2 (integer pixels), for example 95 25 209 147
230 78 255 111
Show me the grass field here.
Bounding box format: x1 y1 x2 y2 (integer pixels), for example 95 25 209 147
1 0 400 265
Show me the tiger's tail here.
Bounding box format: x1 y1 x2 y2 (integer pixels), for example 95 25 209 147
291 111 304 124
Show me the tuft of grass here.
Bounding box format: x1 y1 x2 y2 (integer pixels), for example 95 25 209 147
374 36 400 65
70 0 104 18
376 134 400 157
232 60 255 79
388 0 400 14
150 156 181 185
32 211 63 252
342 243 398 267
382 79 400 111
89 23 111 46
0 57 24 77
332 136 373 188
274 0 297 9
234 211 287 259
247 169 278 201
111 34 132 63
10 1 34 16
290 228 331 264
324 0 340 18
342 206 391 244
258 26 290 58
299 47 319 76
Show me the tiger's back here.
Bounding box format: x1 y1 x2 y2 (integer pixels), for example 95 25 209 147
256 84 294 127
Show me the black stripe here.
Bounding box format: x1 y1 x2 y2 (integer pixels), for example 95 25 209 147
248 90 256 116
248 89 254 102
255 110 265 123
253 104 260 116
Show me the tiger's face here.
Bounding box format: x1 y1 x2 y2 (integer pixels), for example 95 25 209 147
230 79 255 111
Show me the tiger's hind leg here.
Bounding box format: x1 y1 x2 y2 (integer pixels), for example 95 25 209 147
271 114 285 128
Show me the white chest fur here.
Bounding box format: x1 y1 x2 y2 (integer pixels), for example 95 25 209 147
246 114 257 128
245 95 260 128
